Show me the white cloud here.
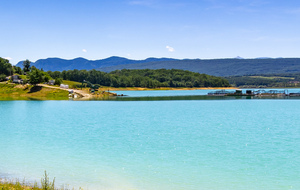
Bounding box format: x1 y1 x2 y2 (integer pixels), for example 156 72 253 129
82 49 87 53
166 45 175 52
4 57 12 60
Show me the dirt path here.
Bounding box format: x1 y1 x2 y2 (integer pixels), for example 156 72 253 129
38 84 91 98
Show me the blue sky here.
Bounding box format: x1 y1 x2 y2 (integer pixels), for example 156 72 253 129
1 0 300 64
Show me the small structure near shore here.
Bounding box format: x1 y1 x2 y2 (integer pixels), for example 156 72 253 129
207 90 234 96
60 84 69 89
48 80 55 85
12 75 23 84
255 90 287 96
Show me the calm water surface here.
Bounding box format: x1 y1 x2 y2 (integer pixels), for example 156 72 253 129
111 88 300 97
0 90 299 190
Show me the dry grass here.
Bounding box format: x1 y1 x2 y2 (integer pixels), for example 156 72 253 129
0 179 41 190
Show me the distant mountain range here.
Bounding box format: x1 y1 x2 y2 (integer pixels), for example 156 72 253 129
16 56 300 76
16 56 175 71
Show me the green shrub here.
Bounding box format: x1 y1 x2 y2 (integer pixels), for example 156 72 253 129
54 78 63 86
0 74 6 81
41 171 55 190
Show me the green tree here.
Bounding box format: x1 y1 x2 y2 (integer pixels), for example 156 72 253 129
0 57 12 76
54 77 63 85
0 74 6 81
13 66 23 75
28 68 44 85
42 71 52 83
23 59 31 72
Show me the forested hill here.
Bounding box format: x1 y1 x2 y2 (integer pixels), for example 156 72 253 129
16 57 175 72
47 69 230 88
17 57 300 76
99 58 300 76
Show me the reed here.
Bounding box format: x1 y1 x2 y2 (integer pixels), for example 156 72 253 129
0 171 80 190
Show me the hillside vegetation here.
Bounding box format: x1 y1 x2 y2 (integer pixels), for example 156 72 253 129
47 69 230 88
225 73 300 88
100 58 300 76
16 57 300 76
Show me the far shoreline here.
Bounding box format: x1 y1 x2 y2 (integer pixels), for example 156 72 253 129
100 87 239 91
101 86 300 91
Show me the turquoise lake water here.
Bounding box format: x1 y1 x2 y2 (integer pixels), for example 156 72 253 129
0 90 300 190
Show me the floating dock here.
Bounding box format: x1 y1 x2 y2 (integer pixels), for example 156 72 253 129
208 89 300 97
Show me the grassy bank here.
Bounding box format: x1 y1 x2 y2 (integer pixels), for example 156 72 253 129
62 80 81 88
0 83 69 100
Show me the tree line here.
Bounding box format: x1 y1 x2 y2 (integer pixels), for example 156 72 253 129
46 68 230 88
225 73 300 88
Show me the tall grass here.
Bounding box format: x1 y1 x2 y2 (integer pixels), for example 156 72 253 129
41 171 55 190
0 171 81 190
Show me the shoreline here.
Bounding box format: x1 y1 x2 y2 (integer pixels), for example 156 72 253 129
1 82 299 101
101 86 300 91
99 86 239 91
